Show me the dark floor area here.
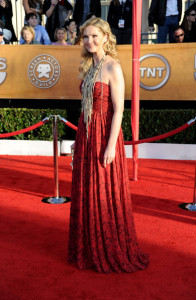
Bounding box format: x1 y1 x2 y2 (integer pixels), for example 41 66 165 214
0 99 195 110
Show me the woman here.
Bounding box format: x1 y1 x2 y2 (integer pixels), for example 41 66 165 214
65 19 77 45
68 17 149 273
52 27 68 45
181 7 196 42
107 0 132 45
0 0 17 42
22 0 43 25
20 25 40 44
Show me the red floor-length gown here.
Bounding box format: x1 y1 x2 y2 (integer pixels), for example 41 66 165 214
68 82 149 273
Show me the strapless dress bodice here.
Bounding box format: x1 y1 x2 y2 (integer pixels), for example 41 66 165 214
92 82 113 113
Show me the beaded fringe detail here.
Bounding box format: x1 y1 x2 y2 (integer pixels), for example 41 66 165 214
81 55 105 139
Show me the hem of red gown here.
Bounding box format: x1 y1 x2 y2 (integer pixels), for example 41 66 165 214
68 254 149 274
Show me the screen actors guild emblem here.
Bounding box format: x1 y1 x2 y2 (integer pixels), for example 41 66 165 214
28 54 60 88
0 58 7 85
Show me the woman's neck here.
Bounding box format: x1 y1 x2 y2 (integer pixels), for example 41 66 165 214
187 19 192 31
93 51 106 66
68 31 73 38
57 40 67 45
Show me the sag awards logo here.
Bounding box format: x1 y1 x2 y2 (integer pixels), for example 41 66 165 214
0 58 7 85
139 54 171 90
28 54 60 88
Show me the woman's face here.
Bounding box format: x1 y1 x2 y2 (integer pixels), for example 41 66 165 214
187 10 196 23
173 28 184 43
56 29 66 41
68 21 76 34
83 25 106 54
23 30 33 43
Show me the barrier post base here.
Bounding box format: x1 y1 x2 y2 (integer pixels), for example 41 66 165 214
42 196 70 204
185 203 196 211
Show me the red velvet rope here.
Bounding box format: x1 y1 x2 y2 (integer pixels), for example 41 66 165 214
64 119 195 145
59 117 78 131
124 122 191 145
1 117 194 144
66 121 78 131
0 121 45 138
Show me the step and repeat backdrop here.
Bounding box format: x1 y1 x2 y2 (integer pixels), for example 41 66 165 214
0 44 195 100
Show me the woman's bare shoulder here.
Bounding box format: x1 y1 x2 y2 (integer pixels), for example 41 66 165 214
104 56 123 83
106 56 122 75
105 56 121 70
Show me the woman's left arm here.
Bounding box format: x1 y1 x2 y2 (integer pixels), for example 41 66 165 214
65 9 72 22
22 0 34 14
64 1 73 21
103 62 125 168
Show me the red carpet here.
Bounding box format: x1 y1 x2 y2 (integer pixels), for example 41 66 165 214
0 155 196 300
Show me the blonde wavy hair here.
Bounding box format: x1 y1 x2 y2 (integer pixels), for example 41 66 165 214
78 17 119 79
21 26 35 41
54 28 67 41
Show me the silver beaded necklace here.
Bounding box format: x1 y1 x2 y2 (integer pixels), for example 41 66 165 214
82 53 106 139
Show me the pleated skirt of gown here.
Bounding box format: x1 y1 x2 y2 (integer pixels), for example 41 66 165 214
68 82 149 273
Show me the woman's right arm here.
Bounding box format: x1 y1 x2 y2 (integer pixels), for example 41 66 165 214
45 0 57 18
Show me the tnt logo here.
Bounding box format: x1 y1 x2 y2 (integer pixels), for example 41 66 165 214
0 58 7 85
28 54 60 89
140 54 170 90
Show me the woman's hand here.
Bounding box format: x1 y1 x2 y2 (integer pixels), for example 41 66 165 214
103 145 115 168
70 142 75 169
51 0 58 7
71 142 75 151
72 31 77 39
